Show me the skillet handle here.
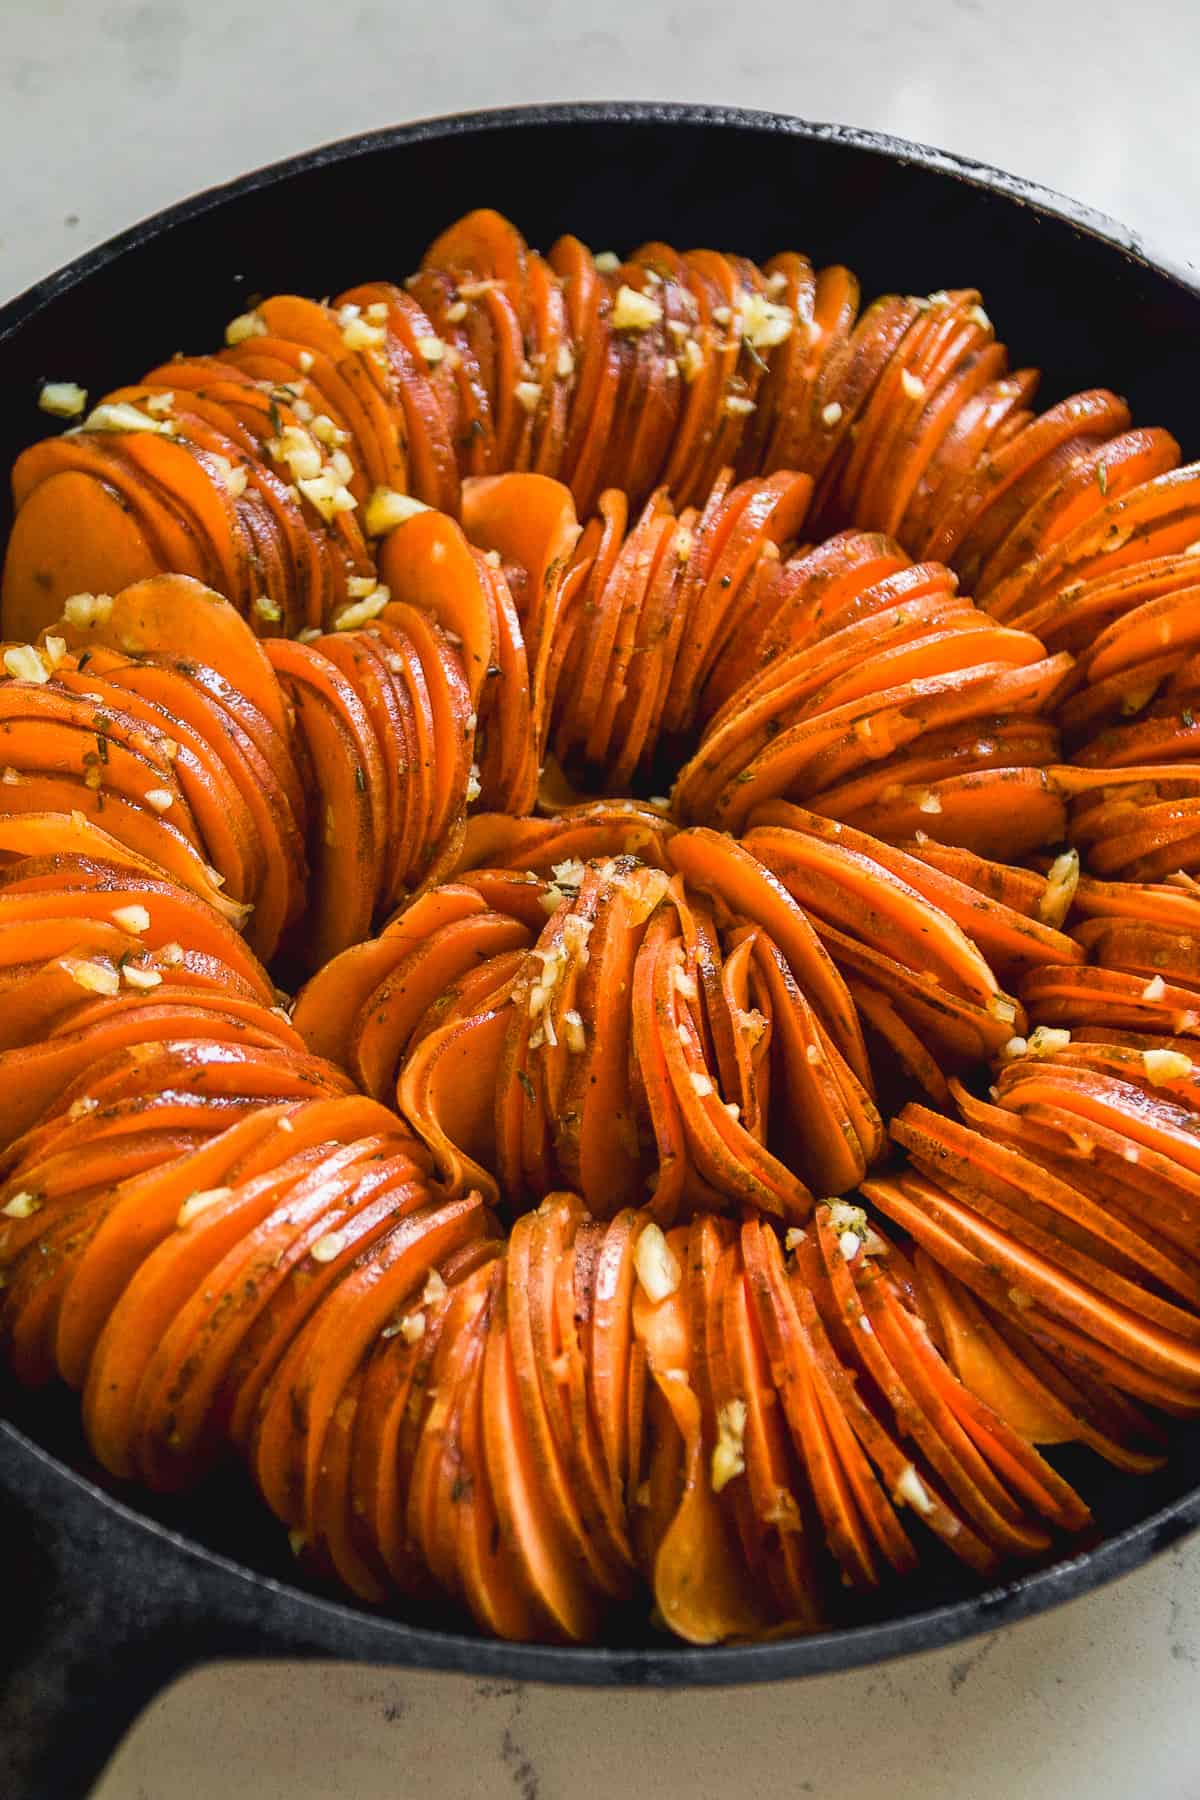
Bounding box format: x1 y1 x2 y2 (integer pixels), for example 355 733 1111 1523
0 1421 375 1800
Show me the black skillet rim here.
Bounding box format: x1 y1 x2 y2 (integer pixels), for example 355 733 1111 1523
2 102 1199 1701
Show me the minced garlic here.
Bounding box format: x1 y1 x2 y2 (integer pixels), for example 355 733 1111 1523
225 311 267 345
83 401 173 435
364 487 430 536
64 956 120 996
679 337 703 383
634 1222 681 1303
177 1187 233 1228
711 1398 748 1493
740 290 794 351
611 285 661 332
1 1192 41 1220
1143 1048 1193 1084
382 1310 426 1344
297 470 357 523
62 591 114 628
551 858 585 890
38 380 88 418
111 904 150 935
334 593 389 631
895 1463 935 1516
122 963 162 991
310 1230 346 1263
1036 848 1080 927
3 645 49 684
341 315 386 352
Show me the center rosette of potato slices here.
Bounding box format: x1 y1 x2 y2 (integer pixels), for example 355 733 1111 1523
288 810 1069 1225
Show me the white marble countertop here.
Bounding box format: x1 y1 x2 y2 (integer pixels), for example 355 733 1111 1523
4 2 1200 1795
89 1541 1200 1800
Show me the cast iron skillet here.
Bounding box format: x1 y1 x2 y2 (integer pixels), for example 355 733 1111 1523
2 101 1199 1800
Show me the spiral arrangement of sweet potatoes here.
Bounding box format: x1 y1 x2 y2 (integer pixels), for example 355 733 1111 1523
1 209 1199 1646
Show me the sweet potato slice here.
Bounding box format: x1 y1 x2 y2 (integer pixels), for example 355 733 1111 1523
480 1276 598 1641
867 1160 1200 1399
632 1230 770 1642
741 1216 899 1598
9 434 213 585
926 388 1130 572
265 638 382 962
2 470 160 641
750 800 1079 981
549 863 665 1211
750 931 877 1193
140 1143 430 1493
541 1208 636 1574
97 646 307 843
443 1265 544 1637
654 933 812 1221
339 282 461 515
866 1272 1090 1532
396 1001 510 1204
827 765 1068 863
977 429 1181 600
817 1210 1053 1556
51 666 298 954
709 530 905 716
407 1261 501 1602
289 887 488 1062
377 507 495 707
456 803 673 882
797 1230 991 1571
353 910 532 1100
253 1189 485 1532
725 1224 827 1618
894 1103 1200 1326
986 463 1200 626
376 602 473 855
917 1252 1078 1445
667 828 871 1087
745 821 1002 1008
87 1137 398 1480
685 472 813 725
0 777 252 924
505 1203 628 1596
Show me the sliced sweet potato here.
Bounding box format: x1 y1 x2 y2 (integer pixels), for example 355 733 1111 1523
667 829 872 1088
2 470 161 641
